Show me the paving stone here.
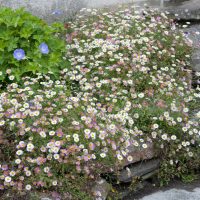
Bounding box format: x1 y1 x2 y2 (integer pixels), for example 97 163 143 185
140 188 200 200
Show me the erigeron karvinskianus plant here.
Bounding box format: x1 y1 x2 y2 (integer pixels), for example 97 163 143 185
0 72 142 192
0 6 200 199
65 7 200 184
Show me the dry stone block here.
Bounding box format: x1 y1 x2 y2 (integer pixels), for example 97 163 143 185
118 159 160 183
120 143 156 169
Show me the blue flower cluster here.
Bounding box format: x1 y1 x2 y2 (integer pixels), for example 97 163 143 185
13 43 49 61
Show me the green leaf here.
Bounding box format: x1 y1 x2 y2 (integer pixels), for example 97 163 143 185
0 40 6 51
7 38 18 51
20 26 34 38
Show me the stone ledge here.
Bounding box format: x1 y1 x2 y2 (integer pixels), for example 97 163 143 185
118 159 160 183
120 143 156 169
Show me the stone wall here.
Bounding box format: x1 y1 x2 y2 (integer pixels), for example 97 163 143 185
0 0 134 22
0 0 87 22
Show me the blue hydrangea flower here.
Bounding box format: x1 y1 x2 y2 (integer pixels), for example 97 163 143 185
39 43 49 54
13 49 25 61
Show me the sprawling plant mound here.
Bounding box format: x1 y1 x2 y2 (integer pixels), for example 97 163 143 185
0 73 132 190
0 6 199 199
0 8 65 83
65 8 200 183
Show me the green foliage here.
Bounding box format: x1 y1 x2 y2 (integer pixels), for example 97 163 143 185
181 173 199 183
0 7 66 83
158 148 200 186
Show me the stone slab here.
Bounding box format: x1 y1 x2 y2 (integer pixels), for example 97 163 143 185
120 143 155 169
140 188 200 200
118 159 160 183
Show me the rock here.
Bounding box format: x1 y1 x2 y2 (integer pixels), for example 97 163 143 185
91 178 111 200
85 0 133 8
118 159 160 183
140 188 200 200
120 181 148 199
163 0 200 21
119 170 159 199
1 0 200 23
141 169 159 180
192 50 200 72
174 24 200 75
120 143 155 169
184 24 200 72
0 0 87 23
0 0 134 23
184 25 200 48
